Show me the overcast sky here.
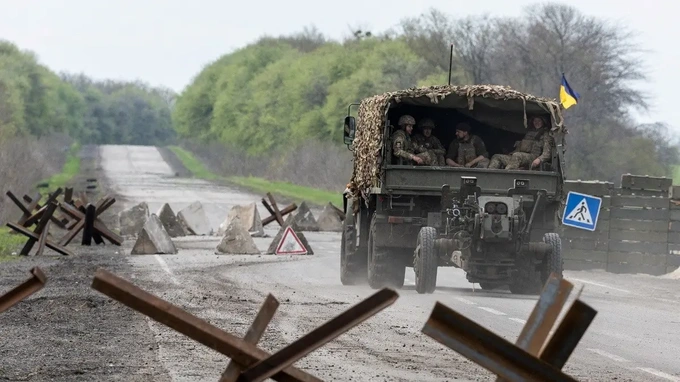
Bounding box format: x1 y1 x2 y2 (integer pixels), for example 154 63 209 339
1 0 678 132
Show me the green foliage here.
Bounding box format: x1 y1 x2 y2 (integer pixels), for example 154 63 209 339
173 6 680 183
0 39 176 146
61 74 177 145
173 36 455 156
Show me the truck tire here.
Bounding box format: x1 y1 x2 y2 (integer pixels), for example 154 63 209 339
340 201 367 285
367 215 405 289
509 253 542 295
414 227 438 294
541 232 564 283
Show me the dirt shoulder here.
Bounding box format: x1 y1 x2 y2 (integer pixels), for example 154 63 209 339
0 145 170 382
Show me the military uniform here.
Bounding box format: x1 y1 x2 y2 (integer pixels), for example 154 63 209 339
412 118 446 166
446 135 490 168
391 115 437 165
488 127 553 170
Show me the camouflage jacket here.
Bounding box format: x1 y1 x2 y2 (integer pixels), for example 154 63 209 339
446 135 489 163
391 129 422 160
412 134 445 155
514 128 553 162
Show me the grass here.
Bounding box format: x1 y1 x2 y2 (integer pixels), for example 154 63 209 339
0 227 29 262
37 141 82 196
167 145 343 207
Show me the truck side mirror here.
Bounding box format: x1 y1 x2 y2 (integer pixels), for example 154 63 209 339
343 116 356 146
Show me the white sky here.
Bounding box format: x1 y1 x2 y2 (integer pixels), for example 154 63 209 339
1 0 678 131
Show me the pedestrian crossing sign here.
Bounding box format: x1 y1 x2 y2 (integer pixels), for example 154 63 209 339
562 191 602 231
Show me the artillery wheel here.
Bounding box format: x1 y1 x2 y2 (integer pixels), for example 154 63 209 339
414 226 438 294
541 232 564 283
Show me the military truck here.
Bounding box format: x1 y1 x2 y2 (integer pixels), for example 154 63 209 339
340 84 567 295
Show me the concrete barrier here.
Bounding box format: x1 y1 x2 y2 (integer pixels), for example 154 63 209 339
131 214 177 255
157 203 186 237
218 202 265 237
118 202 149 236
216 220 260 255
177 201 212 236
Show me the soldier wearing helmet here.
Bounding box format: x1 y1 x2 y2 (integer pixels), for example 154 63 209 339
488 115 553 170
445 122 490 168
412 118 446 166
390 114 434 165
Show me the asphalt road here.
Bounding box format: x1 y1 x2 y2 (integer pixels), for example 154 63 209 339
101 144 680 382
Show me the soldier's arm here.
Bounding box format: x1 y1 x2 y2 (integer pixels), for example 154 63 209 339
445 141 462 166
431 137 446 155
474 136 489 158
537 133 553 162
393 135 415 160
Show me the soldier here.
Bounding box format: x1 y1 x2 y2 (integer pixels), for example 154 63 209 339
488 116 553 170
412 118 446 166
391 115 436 165
445 122 490 168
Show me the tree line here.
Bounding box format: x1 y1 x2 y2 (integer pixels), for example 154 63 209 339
172 3 679 183
1 2 677 183
0 40 176 146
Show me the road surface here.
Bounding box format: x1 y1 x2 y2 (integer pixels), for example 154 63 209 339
101 144 680 382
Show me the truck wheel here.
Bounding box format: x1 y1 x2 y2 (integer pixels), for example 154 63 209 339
367 215 405 289
541 232 564 284
340 202 367 285
414 227 438 294
509 253 542 295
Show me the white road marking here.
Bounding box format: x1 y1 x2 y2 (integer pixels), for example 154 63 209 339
586 348 630 363
455 297 476 305
508 317 527 324
478 307 506 316
568 278 631 293
154 255 180 285
635 367 680 381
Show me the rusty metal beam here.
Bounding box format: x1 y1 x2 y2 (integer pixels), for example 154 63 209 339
238 288 399 382
422 301 579 382
496 274 574 382
516 274 574 354
220 294 279 382
0 267 47 314
90 268 321 382
539 299 597 369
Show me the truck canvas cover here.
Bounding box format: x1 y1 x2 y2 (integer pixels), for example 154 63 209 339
348 84 566 202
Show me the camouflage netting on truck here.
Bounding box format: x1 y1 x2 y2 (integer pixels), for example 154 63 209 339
347 84 564 204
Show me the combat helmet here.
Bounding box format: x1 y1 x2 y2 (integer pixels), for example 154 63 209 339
398 114 416 126
419 118 436 129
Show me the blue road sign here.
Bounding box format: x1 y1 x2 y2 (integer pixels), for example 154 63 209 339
562 191 602 231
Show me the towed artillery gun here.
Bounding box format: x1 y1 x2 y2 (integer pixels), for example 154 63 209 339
340 84 567 294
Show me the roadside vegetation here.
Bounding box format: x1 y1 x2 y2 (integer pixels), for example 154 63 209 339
172 3 680 190
168 146 342 206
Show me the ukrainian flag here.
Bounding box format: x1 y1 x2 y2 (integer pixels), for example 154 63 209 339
559 73 580 109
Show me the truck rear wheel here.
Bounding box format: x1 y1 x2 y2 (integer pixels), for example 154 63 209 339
367 215 405 289
415 227 438 294
340 201 367 285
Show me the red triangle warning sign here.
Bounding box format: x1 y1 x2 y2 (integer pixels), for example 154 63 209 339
275 226 308 255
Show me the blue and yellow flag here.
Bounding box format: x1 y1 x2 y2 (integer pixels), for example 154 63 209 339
559 73 580 109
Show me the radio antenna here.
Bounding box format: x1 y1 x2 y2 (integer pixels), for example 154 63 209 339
448 43 454 85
